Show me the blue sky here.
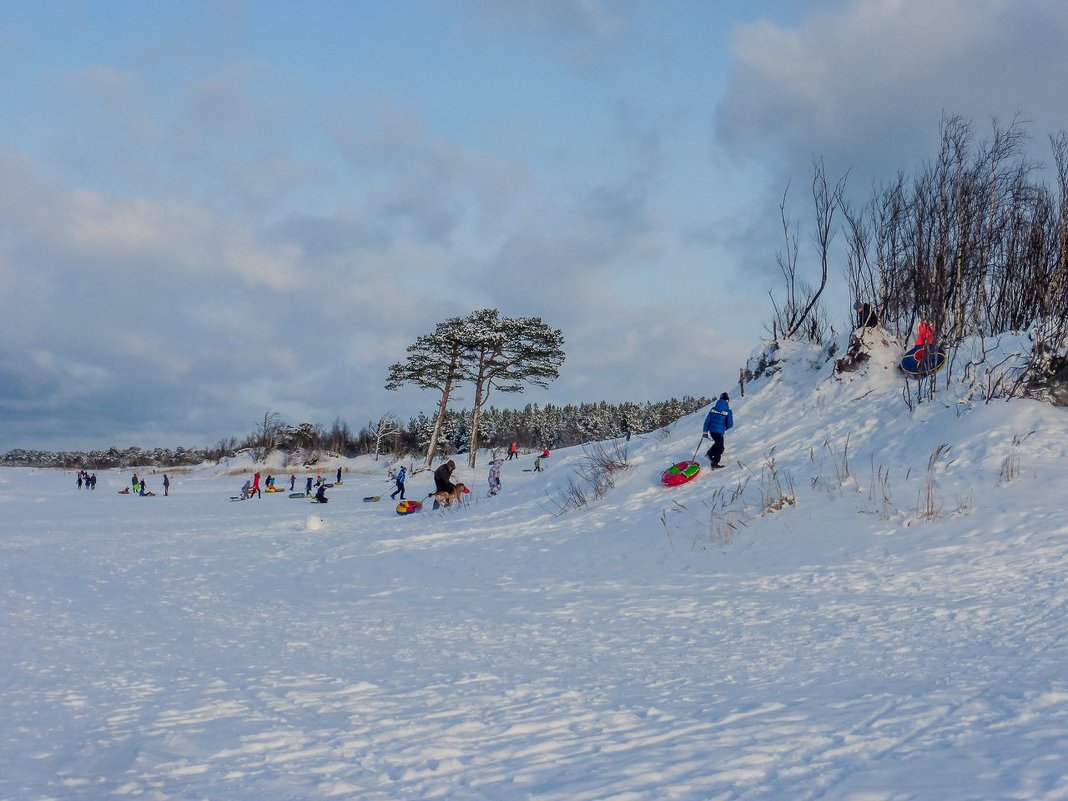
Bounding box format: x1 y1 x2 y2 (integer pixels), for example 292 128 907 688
3 0 1068 450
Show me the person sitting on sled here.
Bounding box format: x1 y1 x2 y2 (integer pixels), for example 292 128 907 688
915 319 935 348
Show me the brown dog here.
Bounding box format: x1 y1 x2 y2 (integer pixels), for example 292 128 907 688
431 482 470 509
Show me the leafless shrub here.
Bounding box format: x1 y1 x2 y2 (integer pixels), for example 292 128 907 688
757 448 796 515
999 431 1035 484
811 436 855 495
547 475 589 516
865 456 896 519
915 443 953 521
549 439 631 515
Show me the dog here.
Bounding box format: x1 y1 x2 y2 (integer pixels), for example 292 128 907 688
430 482 470 510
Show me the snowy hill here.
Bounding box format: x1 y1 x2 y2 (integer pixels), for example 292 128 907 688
2 330 1067 800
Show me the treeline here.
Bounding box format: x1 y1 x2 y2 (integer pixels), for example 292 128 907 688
1 396 712 469
0 446 206 470
221 396 712 464
401 396 712 458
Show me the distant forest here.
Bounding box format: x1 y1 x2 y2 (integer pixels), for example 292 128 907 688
0 396 711 470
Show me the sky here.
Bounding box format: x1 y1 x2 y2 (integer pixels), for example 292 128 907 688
3 0 1068 450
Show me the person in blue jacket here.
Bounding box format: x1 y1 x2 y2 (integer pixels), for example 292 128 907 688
702 392 734 469
390 465 407 501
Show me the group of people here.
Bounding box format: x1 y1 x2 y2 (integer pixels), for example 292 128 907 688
238 470 336 501
76 470 98 490
124 472 169 496
854 300 937 351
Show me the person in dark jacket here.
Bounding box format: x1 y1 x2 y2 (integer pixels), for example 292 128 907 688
314 484 328 503
305 475 313 496
854 301 878 328
163 474 170 496
702 392 734 469
433 460 456 494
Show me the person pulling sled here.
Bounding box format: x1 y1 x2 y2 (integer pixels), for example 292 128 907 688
702 392 734 469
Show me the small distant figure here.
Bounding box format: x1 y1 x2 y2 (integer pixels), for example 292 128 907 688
305 476 313 496
390 465 407 500
702 391 735 469
139 478 148 496
163 474 170 496
252 472 262 498
131 473 139 493
77 473 83 490
336 467 342 483
290 474 296 491
533 456 542 473
90 473 97 490
487 458 503 496
854 301 878 328
507 441 519 460
621 418 631 442
541 447 550 458
240 480 252 500
314 484 328 503
915 319 935 348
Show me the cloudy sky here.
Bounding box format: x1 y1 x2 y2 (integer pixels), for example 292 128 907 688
3 0 1068 451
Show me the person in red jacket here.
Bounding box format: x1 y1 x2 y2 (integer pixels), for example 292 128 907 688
915 319 935 347
251 472 262 498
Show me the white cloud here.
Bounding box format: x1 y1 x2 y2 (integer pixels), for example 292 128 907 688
717 0 1068 177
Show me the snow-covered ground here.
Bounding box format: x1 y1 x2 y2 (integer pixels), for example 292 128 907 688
2 332 1067 800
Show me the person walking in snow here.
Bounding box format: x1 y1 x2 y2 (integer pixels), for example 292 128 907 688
336 467 342 484
163 474 170 496
290 474 296 491
390 465 407 501
251 472 262 498
702 392 734 469
487 458 503 496
507 441 519 460
305 475 313 496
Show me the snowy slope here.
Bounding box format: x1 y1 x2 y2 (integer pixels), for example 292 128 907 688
2 329 1067 800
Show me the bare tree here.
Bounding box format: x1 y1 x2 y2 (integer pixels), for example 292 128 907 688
768 159 846 342
371 414 399 461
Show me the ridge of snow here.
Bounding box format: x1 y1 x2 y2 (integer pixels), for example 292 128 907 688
1 331 1067 800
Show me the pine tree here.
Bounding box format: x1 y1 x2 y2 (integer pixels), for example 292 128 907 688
463 309 565 469
385 317 469 468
